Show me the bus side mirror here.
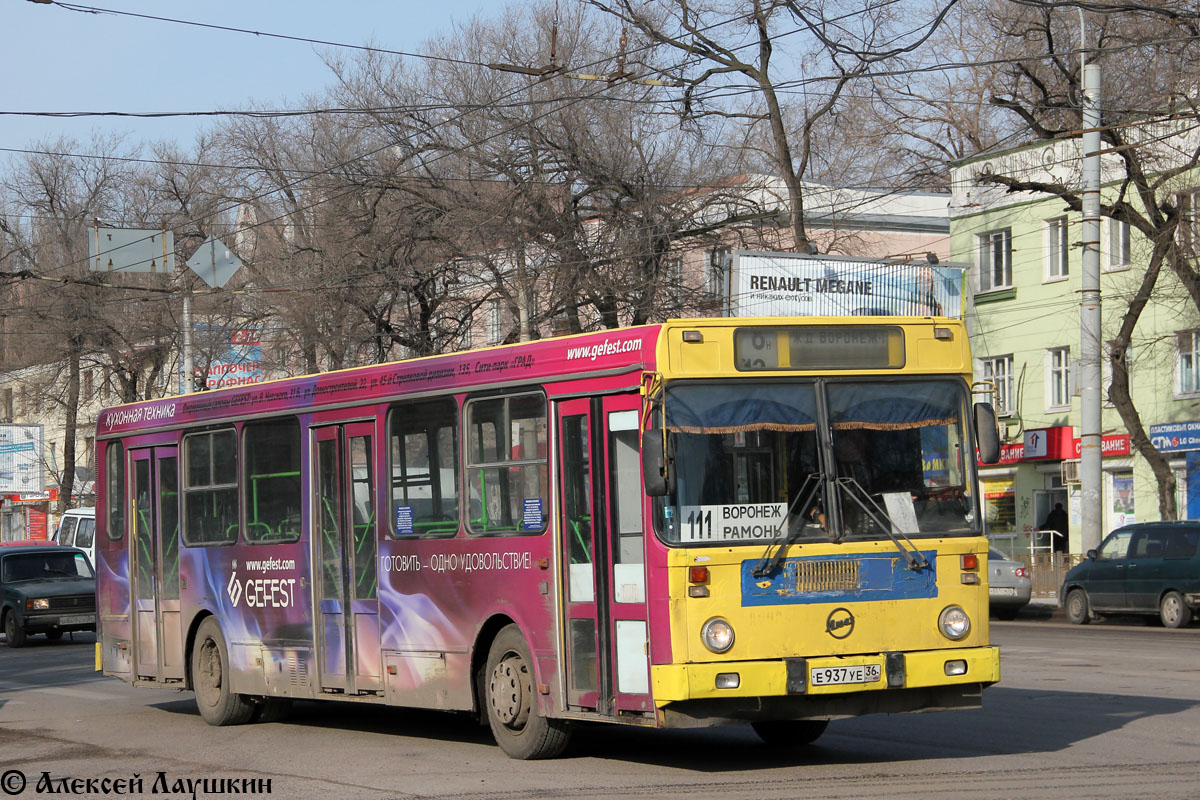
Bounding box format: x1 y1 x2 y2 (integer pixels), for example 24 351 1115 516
974 402 1000 464
642 429 674 497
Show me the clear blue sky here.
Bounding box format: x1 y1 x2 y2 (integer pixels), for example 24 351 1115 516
5 0 501 149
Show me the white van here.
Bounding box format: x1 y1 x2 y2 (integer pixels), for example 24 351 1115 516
54 507 96 567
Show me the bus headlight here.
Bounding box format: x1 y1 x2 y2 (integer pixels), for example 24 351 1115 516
938 605 971 640
701 618 735 653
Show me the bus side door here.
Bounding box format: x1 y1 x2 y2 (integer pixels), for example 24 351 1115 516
129 446 184 683
312 421 381 695
557 394 650 715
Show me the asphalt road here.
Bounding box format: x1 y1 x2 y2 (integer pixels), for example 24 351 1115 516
1 619 1197 800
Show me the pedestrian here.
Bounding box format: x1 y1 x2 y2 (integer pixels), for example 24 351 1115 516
1040 502 1069 553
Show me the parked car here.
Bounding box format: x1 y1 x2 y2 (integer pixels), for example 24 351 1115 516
1060 521 1200 628
0 543 96 647
988 549 1032 619
53 507 96 567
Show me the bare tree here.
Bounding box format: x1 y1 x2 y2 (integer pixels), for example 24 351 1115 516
589 0 960 246
904 0 1200 517
0 136 179 510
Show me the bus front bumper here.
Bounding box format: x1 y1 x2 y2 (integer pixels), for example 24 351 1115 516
651 645 1000 717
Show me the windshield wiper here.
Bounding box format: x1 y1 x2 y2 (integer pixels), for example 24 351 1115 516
835 477 930 571
752 473 823 578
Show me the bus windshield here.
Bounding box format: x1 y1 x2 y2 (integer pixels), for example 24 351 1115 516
655 379 977 545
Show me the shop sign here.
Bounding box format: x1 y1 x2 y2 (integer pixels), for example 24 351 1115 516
1071 434 1131 457
1149 421 1200 453
4 488 58 504
991 428 1130 464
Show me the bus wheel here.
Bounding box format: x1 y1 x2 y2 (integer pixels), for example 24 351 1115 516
1065 589 1091 625
192 618 254 726
751 719 829 746
484 624 571 759
1160 591 1193 629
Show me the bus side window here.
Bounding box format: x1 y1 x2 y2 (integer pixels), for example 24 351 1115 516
465 392 548 536
182 429 238 546
243 418 302 543
106 441 125 540
389 398 460 537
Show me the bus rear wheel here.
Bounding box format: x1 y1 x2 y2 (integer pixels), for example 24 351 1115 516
192 617 254 726
751 719 829 746
484 624 571 759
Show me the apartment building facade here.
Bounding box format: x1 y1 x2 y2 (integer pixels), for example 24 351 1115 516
951 139 1200 556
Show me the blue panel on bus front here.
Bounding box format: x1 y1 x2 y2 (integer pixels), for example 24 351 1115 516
740 551 938 606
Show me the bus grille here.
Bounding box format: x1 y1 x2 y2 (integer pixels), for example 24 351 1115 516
794 559 861 592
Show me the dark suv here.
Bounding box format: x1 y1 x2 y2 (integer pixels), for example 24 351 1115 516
0 543 96 647
1060 522 1200 628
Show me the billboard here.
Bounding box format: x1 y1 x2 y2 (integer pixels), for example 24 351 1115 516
729 251 964 319
195 325 264 390
0 425 43 493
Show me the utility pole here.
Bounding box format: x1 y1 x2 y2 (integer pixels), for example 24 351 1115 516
182 290 194 395
1080 62 1103 554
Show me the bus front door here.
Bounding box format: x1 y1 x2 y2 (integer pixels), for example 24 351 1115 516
313 422 381 695
557 394 651 715
130 446 184 683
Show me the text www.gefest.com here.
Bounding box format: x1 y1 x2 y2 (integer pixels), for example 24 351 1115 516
565 337 643 361
243 557 296 572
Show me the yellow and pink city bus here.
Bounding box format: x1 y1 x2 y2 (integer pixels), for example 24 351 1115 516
96 315 1001 759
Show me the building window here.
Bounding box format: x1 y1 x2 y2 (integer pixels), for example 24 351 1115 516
1107 218 1131 269
83 370 94 398
1178 189 1200 253
1046 217 1069 279
486 299 503 344
663 257 684 306
1178 330 1200 395
981 355 1014 415
977 229 1012 292
705 248 729 300
982 475 1017 551
1103 340 1131 407
1047 346 1072 409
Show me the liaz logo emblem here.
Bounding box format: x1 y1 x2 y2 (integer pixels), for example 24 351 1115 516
227 572 242 607
825 607 855 639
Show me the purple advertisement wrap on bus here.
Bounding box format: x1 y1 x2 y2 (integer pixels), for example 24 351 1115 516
99 327 658 436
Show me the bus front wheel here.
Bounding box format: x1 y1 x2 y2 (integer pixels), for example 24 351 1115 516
192 617 254 726
752 719 829 746
484 624 571 759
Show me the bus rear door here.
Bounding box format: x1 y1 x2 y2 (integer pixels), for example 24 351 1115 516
129 446 184 683
313 421 382 695
557 394 651 715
